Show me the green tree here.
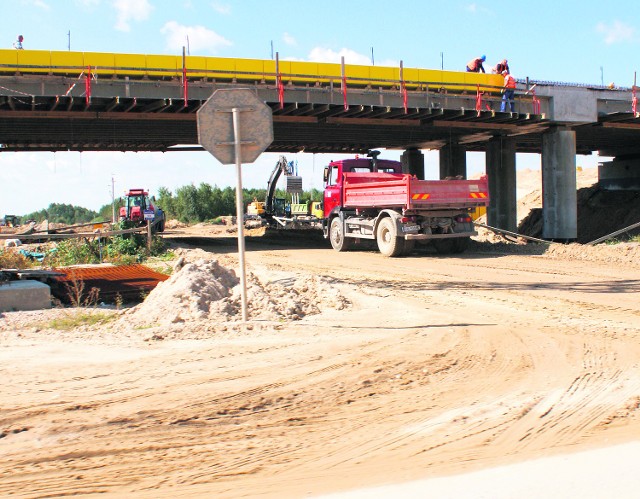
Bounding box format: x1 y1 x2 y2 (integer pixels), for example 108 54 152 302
196 183 215 220
22 203 98 225
174 184 200 223
156 187 175 220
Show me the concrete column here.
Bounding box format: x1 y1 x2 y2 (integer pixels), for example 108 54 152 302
541 127 577 240
486 136 517 232
439 143 467 179
598 157 640 190
400 148 425 179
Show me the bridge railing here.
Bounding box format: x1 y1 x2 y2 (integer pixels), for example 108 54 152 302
0 49 547 115
0 49 504 92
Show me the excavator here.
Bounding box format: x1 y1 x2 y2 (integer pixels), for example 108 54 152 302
246 156 322 229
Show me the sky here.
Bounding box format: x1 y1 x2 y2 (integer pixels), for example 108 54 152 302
1 0 639 216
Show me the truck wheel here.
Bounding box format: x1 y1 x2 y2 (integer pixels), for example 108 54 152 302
452 236 470 253
329 217 352 251
432 238 456 254
376 217 404 257
403 239 415 256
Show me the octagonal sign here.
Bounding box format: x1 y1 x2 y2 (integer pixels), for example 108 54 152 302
197 88 273 165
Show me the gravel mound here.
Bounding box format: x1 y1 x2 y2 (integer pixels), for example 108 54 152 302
120 258 350 330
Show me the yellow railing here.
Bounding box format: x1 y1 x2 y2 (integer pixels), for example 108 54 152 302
0 49 504 94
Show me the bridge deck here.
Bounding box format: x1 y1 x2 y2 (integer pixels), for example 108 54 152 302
0 50 638 156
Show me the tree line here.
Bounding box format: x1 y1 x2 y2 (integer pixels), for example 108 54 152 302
20 183 323 225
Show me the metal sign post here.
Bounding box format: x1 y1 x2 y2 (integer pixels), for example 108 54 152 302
143 209 154 252
232 107 248 321
197 89 274 322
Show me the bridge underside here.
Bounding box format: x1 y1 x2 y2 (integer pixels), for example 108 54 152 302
1 95 639 157
0 97 546 154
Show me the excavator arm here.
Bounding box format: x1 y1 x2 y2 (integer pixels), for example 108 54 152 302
264 155 292 215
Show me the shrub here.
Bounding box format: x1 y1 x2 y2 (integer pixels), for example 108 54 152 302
0 249 34 269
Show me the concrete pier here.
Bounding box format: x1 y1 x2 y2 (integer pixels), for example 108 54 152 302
598 157 640 190
439 143 467 179
486 136 517 232
401 148 425 179
542 128 577 240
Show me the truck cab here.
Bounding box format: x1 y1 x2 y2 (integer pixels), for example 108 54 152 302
323 153 402 219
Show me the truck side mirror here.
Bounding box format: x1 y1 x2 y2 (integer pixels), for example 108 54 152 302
323 167 329 183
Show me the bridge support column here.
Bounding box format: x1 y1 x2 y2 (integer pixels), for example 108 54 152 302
439 143 467 179
400 148 425 179
598 157 640 190
542 127 577 240
486 136 517 232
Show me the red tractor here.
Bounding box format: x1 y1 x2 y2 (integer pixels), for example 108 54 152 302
119 188 166 232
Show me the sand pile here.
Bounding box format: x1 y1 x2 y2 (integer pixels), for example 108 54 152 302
121 259 349 330
519 186 640 244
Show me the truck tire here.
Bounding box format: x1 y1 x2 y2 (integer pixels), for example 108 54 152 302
376 217 404 257
403 239 415 256
432 236 470 254
329 217 352 251
432 238 456 254
452 236 470 253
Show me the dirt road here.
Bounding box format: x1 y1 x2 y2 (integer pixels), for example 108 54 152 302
2 232 640 498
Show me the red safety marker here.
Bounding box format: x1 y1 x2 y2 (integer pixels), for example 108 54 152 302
84 65 91 105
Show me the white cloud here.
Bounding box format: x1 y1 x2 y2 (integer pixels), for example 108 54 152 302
211 1 230 14
75 0 100 7
283 32 296 46
20 0 50 9
112 0 153 32
307 47 396 67
308 47 372 65
160 21 232 54
464 3 491 15
596 20 636 44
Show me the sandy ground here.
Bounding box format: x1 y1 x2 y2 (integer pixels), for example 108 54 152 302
3 168 640 498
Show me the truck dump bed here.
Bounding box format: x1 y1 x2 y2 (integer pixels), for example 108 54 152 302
342 172 489 210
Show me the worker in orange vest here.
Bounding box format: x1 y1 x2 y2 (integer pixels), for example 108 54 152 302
501 70 516 112
492 59 509 74
466 55 486 73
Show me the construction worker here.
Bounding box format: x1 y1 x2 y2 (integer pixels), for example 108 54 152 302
501 70 517 112
13 35 23 50
492 59 509 74
466 55 486 73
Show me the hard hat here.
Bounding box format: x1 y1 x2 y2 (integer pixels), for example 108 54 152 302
481 55 486 61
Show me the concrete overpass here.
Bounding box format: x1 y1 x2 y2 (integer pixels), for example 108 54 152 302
1 68 639 241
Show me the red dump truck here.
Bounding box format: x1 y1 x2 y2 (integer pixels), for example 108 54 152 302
323 152 489 257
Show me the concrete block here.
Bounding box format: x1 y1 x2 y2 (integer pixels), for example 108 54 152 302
0 280 51 312
599 158 640 190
